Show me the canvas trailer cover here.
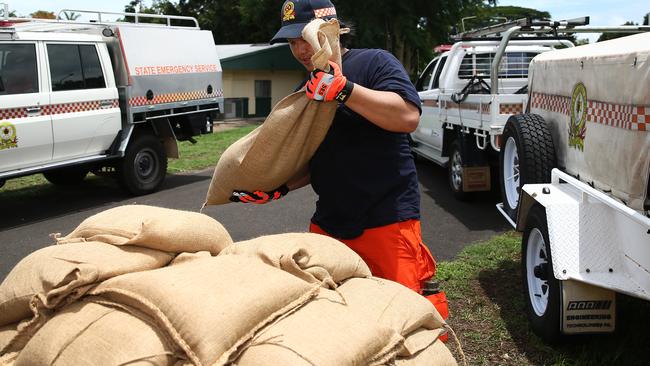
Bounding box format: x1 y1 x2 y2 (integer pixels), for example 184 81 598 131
528 32 650 211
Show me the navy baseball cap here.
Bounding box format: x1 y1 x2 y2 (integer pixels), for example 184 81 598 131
270 0 338 44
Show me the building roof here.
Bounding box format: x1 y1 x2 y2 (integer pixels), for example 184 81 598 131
215 43 304 71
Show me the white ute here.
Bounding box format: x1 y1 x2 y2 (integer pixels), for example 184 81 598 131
0 5 224 195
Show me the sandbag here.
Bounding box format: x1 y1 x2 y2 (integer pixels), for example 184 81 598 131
55 205 232 255
395 339 458 366
203 18 343 206
234 287 404 366
337 277 448 357
0 241 172 332
219 232 371 288
0 324 17 357
15 300 181 366
88 255 320 366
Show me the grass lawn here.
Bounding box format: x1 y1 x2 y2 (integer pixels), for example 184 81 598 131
439 232 650 366
0 125 257 193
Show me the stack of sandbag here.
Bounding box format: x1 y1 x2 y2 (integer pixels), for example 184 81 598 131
203 18 343 206
0 204 458 365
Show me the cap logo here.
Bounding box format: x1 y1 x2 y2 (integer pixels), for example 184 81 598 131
314 7 336 18
283 2 296 22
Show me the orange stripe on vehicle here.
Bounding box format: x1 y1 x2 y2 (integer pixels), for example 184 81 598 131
128 89 224 107
0 99 119 120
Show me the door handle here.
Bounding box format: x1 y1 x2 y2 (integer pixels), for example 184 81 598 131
26 106 41 114
100 100 114 107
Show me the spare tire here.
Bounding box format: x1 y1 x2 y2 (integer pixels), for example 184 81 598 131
499 114 556 222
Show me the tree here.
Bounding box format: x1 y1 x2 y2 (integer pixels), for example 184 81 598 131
465 5 550 31
30 10 56 19
644 12 649 26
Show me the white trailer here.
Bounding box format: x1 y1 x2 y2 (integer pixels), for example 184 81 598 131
0 5 224 195
495 27 650 341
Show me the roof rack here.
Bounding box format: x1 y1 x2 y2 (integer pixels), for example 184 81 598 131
453 16 650 40
450 16 650 94
0 5 199 33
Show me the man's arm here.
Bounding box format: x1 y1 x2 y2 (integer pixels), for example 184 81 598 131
343 85 420 133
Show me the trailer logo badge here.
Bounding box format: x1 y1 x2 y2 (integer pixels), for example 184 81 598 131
283 2 296 21
0 121 18 150
569 82 587 151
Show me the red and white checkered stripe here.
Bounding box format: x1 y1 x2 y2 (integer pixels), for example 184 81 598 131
531 92 570 115
444 102 490 114
532 92 649 132
0 108 28 120
0 99 119 120
314 7 336 18
500 103 523 115
129 89 224 107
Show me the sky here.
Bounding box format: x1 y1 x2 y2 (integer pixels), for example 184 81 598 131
4 0 649 43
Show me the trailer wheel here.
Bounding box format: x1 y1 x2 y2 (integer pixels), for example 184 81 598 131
523 204 562 343
43 167 88 186
448 140 472 200
118 134 167 196
499 114 556 221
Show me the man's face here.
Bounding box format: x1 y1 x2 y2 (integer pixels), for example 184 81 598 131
288 37 314 70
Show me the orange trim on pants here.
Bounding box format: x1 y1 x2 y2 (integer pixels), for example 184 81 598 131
309 219 436 293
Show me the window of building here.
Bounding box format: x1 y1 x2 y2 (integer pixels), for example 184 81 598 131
48 44 106 91
0 44 38 95
255 80 271 98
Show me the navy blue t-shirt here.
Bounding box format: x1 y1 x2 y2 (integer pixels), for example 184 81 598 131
309 48 422 239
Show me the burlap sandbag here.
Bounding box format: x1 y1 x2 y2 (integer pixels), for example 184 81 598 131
0 323 17 358
204 18 342 206
395 339 458 366
88 255 320 366
0 241 172 347
55 205 232 255
15 300 182 366
234 287 404 366
219 233 371 288
337 277 448 357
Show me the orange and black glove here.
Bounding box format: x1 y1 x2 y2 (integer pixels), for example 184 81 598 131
229 185 289 204
305 60 354 103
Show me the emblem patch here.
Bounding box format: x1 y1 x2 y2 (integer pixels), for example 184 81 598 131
569 82 587 151
282 2 296 22
0 121 18 150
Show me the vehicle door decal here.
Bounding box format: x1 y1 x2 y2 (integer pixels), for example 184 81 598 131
0 121 18 150
0 99 119 120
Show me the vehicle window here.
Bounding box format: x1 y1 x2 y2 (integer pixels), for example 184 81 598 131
48 44 106 91
432 56 448 89
0 44 38 95
414 59 438 91
79 45 106 89
458 52 538 79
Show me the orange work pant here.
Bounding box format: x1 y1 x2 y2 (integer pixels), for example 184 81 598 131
309 219 436 293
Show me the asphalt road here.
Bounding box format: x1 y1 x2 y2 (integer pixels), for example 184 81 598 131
0 160 510 281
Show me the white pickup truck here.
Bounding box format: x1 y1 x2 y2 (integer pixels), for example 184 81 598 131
411 20 572 200
0 6 224 195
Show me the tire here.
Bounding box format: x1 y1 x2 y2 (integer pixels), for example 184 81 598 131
117 133 167 196
43 166 88 186
499 114 556 221
522 204 562 343
448 140 472 201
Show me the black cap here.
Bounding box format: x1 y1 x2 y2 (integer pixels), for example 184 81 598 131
270 0 337 44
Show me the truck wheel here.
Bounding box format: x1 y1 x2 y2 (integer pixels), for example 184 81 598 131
499 114 556 221
448 140 472 200
118 134 167 196
522 204 562 343
43 167 88 186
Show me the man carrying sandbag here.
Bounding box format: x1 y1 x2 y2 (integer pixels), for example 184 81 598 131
230 0 447 318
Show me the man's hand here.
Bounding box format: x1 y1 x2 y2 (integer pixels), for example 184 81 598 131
305 61 354 103
229 185 289 204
